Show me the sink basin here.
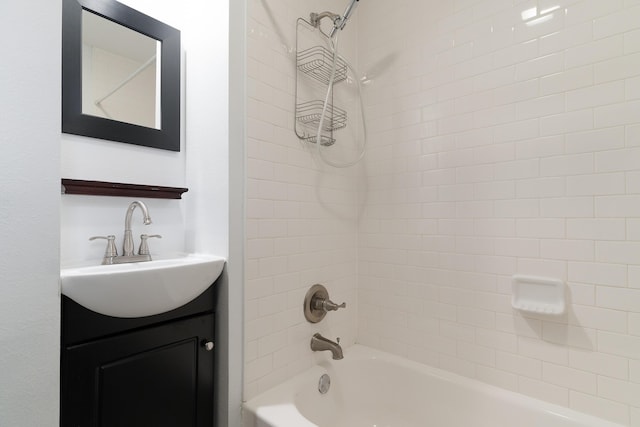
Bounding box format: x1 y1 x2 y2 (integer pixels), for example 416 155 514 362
60 254 225 318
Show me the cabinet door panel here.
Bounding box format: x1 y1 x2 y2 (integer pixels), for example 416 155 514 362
99 339 197 426
61 314 214 427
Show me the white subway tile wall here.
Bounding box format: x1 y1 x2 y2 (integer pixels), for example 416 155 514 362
245 0 360 400
358 0 640 425
247 0 640 424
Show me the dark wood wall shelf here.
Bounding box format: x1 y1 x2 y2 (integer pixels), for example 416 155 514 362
61 179 188 199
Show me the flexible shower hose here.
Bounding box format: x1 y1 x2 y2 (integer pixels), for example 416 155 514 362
315 33 367 168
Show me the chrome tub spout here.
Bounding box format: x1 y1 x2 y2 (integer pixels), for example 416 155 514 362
310 333 343 360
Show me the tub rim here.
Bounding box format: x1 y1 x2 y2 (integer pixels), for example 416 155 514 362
243 344 626 427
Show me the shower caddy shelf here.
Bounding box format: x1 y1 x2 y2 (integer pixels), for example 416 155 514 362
297 100 347 131
295 18 348 146
297 45 348 85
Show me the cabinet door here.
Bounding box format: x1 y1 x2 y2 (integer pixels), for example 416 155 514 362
61 314 214 427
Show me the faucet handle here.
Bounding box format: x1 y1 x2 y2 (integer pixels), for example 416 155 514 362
89 235 118 258
321 299 347 312
138 234 162 255
304 284 347 323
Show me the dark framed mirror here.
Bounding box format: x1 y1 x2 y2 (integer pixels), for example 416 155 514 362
62 0 181 151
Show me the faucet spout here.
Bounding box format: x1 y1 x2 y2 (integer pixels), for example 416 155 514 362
310 333 343 360
123 201 152 256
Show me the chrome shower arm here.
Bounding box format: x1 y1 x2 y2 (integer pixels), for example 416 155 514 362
310 11 340 28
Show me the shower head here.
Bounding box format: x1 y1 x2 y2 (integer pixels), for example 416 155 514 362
329 0 359 37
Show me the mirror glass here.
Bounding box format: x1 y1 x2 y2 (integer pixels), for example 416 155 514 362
81 10 161 129
62 0 181 151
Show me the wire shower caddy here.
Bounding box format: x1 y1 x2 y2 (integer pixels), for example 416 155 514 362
295 18 348 146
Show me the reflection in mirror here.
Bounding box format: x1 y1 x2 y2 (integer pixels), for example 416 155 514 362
81 10 161 129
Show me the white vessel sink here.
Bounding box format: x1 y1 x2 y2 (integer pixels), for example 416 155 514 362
60 254 225 318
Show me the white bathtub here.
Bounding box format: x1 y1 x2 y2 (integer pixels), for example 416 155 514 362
244 345 624 427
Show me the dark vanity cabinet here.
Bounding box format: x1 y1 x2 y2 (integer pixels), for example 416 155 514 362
61 285 216 427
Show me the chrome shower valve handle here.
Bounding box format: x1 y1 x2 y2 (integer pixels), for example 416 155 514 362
314 298 346 312
304 284 347 323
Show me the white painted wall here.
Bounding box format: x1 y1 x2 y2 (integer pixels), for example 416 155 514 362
61 0 233 424
0 1 61 425
1 0 232 425
60 0 230 265
228 0 247 425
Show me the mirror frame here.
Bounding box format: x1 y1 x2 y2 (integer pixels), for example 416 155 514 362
62 0 181 151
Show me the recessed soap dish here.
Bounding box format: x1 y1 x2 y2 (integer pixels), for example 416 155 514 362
511 275 565 315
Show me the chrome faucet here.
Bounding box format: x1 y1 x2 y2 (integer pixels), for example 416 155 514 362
310 333 343 360
89 200 159 265
123 201 152 256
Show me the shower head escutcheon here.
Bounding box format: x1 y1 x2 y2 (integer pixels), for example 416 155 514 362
310 11 340 28
310 0 360 38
